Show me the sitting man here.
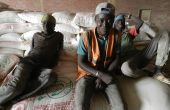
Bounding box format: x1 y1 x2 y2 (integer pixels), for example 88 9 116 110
74 2 125 110
113 14 170 84
0 14 63 106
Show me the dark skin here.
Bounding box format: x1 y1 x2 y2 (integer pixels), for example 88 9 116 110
78 13 120 89
42 20 56 35
116 14 163 75
31 17 56 50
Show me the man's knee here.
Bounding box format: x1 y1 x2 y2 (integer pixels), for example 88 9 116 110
0 83 20 104
156 31 170 66
74 77 94 110
121 61 136 77
106 84 125 110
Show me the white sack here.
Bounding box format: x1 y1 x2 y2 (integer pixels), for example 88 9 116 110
135 77 170 110
0 23 42 35
0 47 24 57
61 32 79 57
72 12 96 28
0 11 26 23
0 33 23 42
52 11 75 24
18 12 46 24
61 32 77 46
21 30 41 41
55 24 80 34
0 41 31 50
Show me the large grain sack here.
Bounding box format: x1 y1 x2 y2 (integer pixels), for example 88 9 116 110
21 30 41 41
62 32 78 46
135 77 170 110
0 11 26 23
72 12 96 28
0 23 42 35
0 47 24 57
0 33 23 42
18 12 46 24
118 77 170 110
52 11 75 24
55 24 80 34
9 75 75 110
61 32 79 57
0 41 31 50
0 54 19 84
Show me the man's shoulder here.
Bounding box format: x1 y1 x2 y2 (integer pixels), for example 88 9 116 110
34 32 42 35
81 28 94 34
53 31 64 40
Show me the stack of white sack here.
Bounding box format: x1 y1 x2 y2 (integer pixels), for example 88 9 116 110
0 10 98 57
0 11 43 57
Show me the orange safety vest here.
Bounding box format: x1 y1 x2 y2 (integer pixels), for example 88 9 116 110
77 28 121 80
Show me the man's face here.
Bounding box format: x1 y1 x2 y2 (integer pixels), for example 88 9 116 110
114 20 125 32
95 13 114 36
42 21 55 34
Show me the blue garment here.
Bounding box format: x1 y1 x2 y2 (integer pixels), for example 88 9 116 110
77 36 87 55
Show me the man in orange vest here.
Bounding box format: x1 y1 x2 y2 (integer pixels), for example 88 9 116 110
74 2 125 110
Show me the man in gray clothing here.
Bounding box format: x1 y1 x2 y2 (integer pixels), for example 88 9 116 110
0 14 63 107
113 14 170 84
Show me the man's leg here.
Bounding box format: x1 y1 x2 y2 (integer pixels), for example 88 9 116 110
0 62 33 105
121 36 159 78
105 83 125 110
16 68 56 101
74 76 95 110
154 31 170 84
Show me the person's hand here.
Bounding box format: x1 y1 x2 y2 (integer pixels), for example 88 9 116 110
95 78 105 89
98 72 113 84
127 14 131 19
123 13 131 19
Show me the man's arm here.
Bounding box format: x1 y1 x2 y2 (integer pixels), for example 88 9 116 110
78 54 113 84
30 34 35 50
60 33 64 50
107 54 120 73
78 55 98 76
107 31 121 74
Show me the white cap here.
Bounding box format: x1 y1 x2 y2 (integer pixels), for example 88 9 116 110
95 2 115 15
